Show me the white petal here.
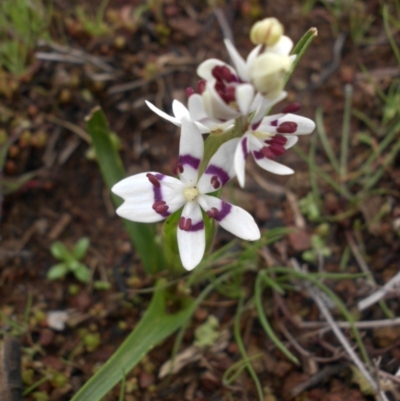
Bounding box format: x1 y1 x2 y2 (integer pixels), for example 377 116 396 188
197 138 239 194
145 100 181 126
178 118 204 186
258 113 315 135
278 114 316 135
202 82 240 121
172 100 190 120
112 172 185 223
246 45 262 72
199 195 260 241
177 202 205 270
223 39 249 81
267 36 293 55
187 94 211 133
233 136 249 188
252 154 294 175
236 84 255 116
284 135 298 148
251 91 287 126
197 59 236 81
249 136 294 175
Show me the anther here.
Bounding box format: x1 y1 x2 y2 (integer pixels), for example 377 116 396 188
212 65 237 83
277 121 297 134
281 102 301 114
210 175 221 189
152 201 168 214
269 143 286 156
206 207 219 218
261 146 276 160
179 217 192 231
215 82 236 104
265 134 287 146
172 163 184 175
146 173 160 187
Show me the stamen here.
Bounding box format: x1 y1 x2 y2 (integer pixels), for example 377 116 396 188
265 134 287 146
186 87 195 98
212 65 237 83
179 217 192 231
281 102 301 114
172 163 184 175
152 200 168 214
261 146 276 159
215 82 236 103
198 80 206 94
269 143 286 156
277 121 297 134
210 175 221 189
146 173 160 187
206 207 219 218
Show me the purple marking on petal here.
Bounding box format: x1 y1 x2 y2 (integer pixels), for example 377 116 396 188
179 154 201 170
151 174 170 217
205 165 230 186
241 137 249 158
251 121 261 131
214 201 232 222
253 150 264 160
270 120 278 127
189 220 204 232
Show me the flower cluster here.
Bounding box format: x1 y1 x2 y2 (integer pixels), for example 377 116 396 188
112 18 316 271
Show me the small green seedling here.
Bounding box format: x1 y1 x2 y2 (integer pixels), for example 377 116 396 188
302 234 331 263
48 238 90 283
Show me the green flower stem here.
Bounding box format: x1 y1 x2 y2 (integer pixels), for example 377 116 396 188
198 117 244 178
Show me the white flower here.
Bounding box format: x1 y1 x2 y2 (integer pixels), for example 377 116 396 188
234 106 316 187
112 118 260 270
197 59 257 122
145 96 235 134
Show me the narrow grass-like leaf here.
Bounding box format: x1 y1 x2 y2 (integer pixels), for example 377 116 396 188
383 5 400 66
254 272 299 364
294 146 352 199
309 127 322 211
85 107 164 273
271 267 370 365
70 281 194 401
234 299 263 401
287 27 318 84
340 84 353 181
315 108 340 174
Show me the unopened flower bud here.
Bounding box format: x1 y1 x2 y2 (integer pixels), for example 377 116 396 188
249 53 291 97
250 18 284 46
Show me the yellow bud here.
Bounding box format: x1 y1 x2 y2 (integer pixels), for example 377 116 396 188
250 18 284 46
249 53 292 97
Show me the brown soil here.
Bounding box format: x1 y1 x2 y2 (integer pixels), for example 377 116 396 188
1 0 400 400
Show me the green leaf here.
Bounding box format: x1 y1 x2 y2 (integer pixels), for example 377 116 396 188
286 27 318 85
73 264 90 283
47 263 69 280
70 281 195 401
50 242 74 262
85 107 165 274
72 237 90 260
